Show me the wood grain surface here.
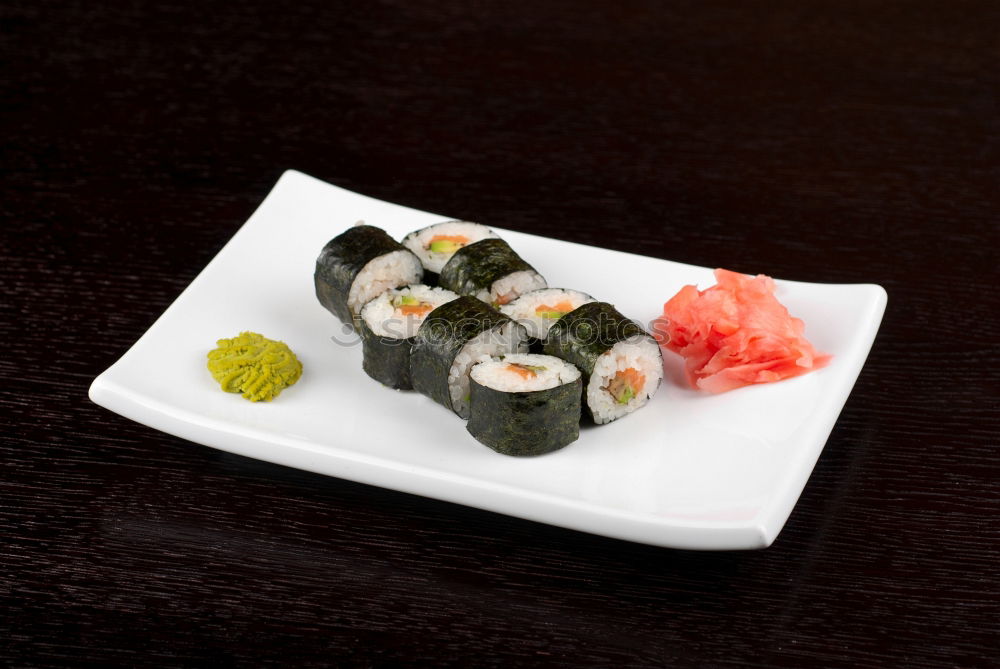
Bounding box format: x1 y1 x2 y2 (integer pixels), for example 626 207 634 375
2 1 998 666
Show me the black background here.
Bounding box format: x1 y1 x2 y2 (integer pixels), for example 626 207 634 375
3 1 998 666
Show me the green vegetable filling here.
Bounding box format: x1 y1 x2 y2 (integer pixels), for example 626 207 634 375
614 385 635 404
507 362 547 378
393 294 419 307
429 240 462 253
606 369 644 405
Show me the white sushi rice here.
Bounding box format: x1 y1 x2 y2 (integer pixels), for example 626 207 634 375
361 284 459 339
448 321 529 419
479 270 548 307
471 353 580 393
347 250 424 321
500 288 596 339
587 335 663 424
402 221 499 274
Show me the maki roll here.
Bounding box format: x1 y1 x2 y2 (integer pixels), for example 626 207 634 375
410 296 529 418
543 302 663 424
439 238 547 307
401 221 499 284
314 224 423 329
358 284 459 390
499 287 597 342
467 354 582 456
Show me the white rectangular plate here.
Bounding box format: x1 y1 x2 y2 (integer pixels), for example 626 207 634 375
89 170 886 550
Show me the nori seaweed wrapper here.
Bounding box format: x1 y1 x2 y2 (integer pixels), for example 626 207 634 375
543 302 654 420
416 270 440 288
314 225 418 327
466 375 582 456
438 238 540 301
359 319 414 390
409 296 523 414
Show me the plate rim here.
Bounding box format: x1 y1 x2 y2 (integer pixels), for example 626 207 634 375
88 169 888 550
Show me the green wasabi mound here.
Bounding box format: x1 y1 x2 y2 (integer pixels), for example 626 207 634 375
207 331 302 402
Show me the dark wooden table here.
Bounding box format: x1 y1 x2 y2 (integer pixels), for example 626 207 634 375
3 1 997 666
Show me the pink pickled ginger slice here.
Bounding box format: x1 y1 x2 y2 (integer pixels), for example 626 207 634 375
654 269 831 393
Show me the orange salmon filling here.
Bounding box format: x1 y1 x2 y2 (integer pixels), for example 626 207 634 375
534 300 575 318
507 363 537 379
429 234 469 244
506 362 547 379
606 368 645 404
398 303 433 317
427 234 471 253
494 291 518 306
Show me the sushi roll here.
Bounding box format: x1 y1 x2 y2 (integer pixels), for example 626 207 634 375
467 354 582 456
543 302 663 424
499 287 597 342
439 238 547 307
359 284 459 390
410 296 529 418
314 224 424 329
401 221 500 284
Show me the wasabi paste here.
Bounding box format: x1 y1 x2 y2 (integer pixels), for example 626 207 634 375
207 332 302 402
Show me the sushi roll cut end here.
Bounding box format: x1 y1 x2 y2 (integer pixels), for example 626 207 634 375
439 238 547 307
402 221 500 275
315 225 423 328
499 287 597 340
409 296 530 418
361 284 460 341
586 335 662 424
543 301 663 424
468 354 582 456
359 284 460 389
